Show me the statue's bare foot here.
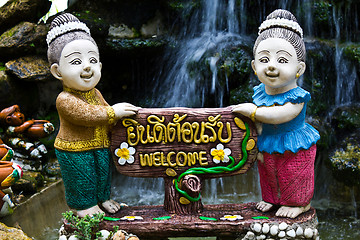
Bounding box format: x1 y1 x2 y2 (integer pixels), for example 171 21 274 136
256 201 274 212
77 205 104 218
101 199 122 214
275 203 311 218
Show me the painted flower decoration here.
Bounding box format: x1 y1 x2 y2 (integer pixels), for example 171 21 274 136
211 143 231 164
220 215 243 221
115 142 135 165
120 216 143 221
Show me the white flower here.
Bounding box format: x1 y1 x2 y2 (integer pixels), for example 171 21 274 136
220 215 243 221
115 142 135 165
120 216 143 221
210 144 231 164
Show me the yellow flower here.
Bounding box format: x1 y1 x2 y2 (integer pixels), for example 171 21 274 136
120 216 143 221
220 215 243 221
211 144 231 164
115 142 135 165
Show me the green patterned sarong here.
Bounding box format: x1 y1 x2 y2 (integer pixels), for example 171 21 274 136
55 148 112 210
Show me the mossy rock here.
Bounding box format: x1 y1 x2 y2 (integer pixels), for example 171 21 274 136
329 139 360 186
12 171 44 194
343 43 360 68
0 22 48 59
330 105 360 136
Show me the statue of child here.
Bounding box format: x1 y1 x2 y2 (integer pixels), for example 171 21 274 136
47 13 139 217
232 9 320 218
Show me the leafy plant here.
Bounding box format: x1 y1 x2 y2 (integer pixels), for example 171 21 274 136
63 211 105 240
62 211 121 240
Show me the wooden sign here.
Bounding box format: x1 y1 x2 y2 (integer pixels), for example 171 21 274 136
111 107 258 179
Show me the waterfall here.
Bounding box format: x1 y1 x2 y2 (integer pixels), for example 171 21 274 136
333 6 358 107
151 0 244 108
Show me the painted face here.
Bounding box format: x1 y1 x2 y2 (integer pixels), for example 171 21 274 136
7 111 24 126
55 39 102 91
252 38 305 94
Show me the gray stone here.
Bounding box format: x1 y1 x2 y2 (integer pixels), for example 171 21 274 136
109 23 136 39
140 11 165 38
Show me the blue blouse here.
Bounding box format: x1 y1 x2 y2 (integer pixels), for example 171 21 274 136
253 83 320 154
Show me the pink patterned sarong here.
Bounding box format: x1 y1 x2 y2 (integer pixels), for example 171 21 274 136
258 145 316 206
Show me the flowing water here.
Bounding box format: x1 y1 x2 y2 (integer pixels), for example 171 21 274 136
29 0 360 239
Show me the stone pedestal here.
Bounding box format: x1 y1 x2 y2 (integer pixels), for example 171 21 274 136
87 202 319 240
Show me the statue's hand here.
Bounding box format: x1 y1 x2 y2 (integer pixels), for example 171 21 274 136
232 103 257 118
112 102 140 119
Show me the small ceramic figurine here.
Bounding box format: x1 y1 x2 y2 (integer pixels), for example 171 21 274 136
232 9 320 218
0 105 54 159
47 13 138 217
0 139 22 217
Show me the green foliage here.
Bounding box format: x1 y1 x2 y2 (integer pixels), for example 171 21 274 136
62 211 104 240
0 62 6 71
330 143 360 186
332 107 360 130
229 85 253 105
344 44 360 67
313 1 332 23
62 211 121 240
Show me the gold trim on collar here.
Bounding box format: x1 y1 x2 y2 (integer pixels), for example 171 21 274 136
63 87 100 105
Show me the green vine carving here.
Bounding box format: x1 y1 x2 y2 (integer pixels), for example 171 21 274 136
174 121 250 202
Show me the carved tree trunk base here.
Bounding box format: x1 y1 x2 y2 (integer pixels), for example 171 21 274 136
164 176 203 215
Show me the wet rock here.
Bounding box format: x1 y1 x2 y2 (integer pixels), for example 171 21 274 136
12 171 44 194
106 37 167 52
5 55 51 81
0 0 51 34
0 222 32 240
0 22 48 59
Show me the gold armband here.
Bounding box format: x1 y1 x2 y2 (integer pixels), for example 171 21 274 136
106 106 116 125
250 106 257 122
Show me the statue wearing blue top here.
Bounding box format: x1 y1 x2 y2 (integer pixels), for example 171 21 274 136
232 9 320 218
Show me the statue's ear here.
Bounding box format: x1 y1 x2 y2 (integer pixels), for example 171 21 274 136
50 63 62 80
297 61 306 77
251 60 256 73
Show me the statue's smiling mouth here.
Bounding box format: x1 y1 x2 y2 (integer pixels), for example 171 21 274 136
265 71 279 78
81 73 93 80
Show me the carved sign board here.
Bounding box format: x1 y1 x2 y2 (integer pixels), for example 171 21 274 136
111 107 257 178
